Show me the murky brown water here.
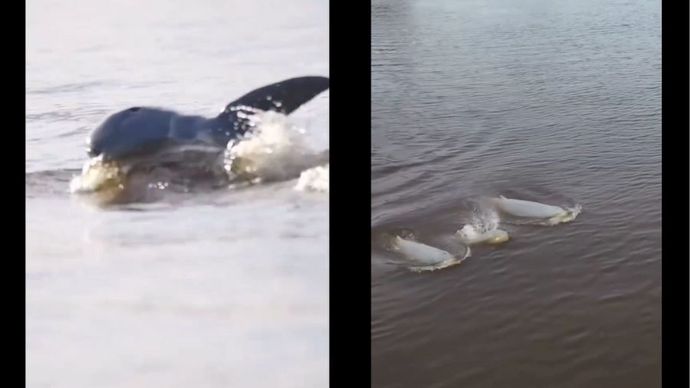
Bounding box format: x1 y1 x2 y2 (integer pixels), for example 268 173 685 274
371 0 660 387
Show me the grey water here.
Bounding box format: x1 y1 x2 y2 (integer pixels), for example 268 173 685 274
26 0 328 387
372 0 660 387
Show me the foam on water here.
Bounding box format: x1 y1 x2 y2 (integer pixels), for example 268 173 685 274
456 224 509 245
295 164 329 193
224 111 327 184
69 157 126 198
469 203 501 232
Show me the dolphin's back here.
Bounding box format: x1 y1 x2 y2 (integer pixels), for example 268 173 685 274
87 76 330 161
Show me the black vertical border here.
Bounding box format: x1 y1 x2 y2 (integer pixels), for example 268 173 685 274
15 0 28 386
661 0 689 385
329 0 373 387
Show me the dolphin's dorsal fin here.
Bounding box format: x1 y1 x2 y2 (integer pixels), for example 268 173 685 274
215 76 329 138
225 76 328 115
499 195 507 199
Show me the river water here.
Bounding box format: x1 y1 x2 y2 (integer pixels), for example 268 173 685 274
26 0 329 387
372 0 660 387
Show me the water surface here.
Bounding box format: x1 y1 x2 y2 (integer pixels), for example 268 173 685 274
27 0 329 386
372 0 660 386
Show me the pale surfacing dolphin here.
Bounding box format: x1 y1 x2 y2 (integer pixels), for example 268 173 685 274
391 236 470 272
490 195 581 225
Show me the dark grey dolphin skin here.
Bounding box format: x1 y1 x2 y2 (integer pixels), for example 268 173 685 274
87 76 329 164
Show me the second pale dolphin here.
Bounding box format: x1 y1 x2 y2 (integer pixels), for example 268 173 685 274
391 236 470 272
490 195 581 225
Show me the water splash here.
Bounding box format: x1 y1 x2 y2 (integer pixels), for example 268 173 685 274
294 164 329 193
468 203 501 233
455 204 509 245
69 156 125 194
224 111 326 184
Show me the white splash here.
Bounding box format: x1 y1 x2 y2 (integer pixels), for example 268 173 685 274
224 111 326 184
456 224 509 245
69 157 124 194
451 202 510 245
294 164 329 193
